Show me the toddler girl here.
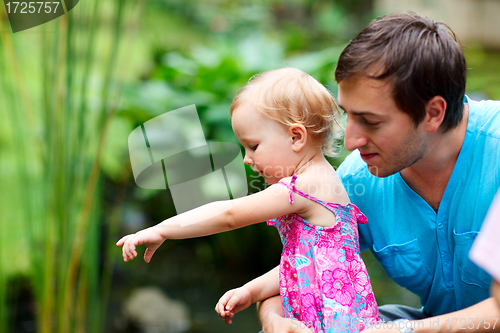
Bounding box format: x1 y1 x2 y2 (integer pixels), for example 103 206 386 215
117 67 380 332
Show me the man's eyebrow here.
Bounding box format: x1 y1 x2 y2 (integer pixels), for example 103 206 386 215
338 104 381 116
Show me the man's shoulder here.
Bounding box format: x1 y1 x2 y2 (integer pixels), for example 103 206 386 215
337 149 387 182
336 150 392 196
337 150 368 180
470 98 500 137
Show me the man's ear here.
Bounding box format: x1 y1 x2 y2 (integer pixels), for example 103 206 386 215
289 124 307 152
424 96 446 133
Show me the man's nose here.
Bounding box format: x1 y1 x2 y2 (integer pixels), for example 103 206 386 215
344 120 368 151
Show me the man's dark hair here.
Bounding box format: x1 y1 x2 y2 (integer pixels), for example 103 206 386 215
335 12 467 132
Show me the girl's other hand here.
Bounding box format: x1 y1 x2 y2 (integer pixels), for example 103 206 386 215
115 226 165 263
215 287 253 324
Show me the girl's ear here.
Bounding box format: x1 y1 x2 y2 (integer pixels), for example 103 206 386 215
289 124 307 152
424 96 446 133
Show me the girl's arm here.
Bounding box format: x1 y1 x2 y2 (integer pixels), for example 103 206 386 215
258 295 314 333
215 266 280 324
117 178 304 262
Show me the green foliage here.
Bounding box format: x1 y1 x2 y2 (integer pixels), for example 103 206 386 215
0 0 142 331
7 1 498 331
465 46 500 100
113 34 346 215
107 14 353 324
3 1 359 330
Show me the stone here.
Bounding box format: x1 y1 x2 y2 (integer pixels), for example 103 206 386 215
123 286 191 333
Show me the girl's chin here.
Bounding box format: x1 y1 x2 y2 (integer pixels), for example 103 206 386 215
259 174 271 183
262 176 280 185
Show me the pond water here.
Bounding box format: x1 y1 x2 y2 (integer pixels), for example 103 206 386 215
109 237 266 333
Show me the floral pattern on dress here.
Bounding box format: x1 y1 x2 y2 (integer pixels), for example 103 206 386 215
267 175 380 333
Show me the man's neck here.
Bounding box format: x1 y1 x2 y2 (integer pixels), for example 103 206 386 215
400 105 469 212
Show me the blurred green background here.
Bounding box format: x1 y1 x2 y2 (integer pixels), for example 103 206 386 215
1 0 499 332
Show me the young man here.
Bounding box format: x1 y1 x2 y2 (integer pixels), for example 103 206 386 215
258 12 500 333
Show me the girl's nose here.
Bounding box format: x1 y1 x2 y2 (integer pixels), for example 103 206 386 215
243 152 252 165
344 121 369 151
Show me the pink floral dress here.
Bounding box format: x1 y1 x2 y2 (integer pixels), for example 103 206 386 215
267 175 380 333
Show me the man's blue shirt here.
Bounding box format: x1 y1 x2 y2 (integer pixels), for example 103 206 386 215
337 98 500 316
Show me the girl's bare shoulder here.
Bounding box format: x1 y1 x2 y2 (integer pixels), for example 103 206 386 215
294 168 350 205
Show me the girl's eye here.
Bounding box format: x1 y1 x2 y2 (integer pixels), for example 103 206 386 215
250 144 258 151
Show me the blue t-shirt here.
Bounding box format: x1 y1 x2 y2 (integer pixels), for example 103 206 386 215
337 98 500 316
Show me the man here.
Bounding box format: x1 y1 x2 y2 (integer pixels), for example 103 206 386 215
258 12 500 333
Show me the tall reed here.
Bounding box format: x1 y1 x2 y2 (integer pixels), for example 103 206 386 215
0 0 143 331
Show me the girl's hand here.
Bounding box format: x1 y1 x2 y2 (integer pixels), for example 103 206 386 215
215 287 253 324
116 226 165 263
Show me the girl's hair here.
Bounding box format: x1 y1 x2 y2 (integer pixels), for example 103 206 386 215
230 67 342 156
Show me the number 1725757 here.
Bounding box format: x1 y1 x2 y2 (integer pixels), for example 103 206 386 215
445 318 498 330
5 2 60 14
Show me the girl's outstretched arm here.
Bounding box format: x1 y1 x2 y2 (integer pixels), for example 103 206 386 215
215 266 280 324
116 177 305 262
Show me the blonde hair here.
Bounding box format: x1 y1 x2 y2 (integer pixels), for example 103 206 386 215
230 67 342 156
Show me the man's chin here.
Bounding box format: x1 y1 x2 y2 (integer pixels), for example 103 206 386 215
366 164 399 178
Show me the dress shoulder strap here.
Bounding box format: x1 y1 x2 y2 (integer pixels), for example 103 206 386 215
277 175 368 224
277 174 333 211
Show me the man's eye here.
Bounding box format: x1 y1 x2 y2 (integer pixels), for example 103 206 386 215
362 118 379 127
